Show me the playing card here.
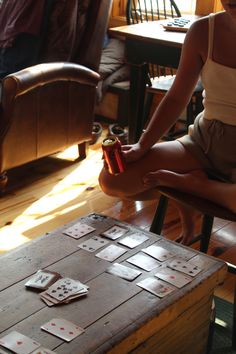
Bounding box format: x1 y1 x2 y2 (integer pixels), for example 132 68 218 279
126 252 160 271
118 233 149 248
137 277 175 298
63 222 96 239
95 244 127 262
25 269 61 290
142 244 174 262
0 331 41 354
189 254 215 270
101 225 128 240
46 278 85 301
155 267 192 288
31 347 57 354
41 318 84 342
106 263 142 281
168 258 202 277
78 236 109 252
40 291 57 306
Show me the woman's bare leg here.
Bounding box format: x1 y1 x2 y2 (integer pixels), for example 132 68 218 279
176 202 201 245
154 169 236 213
99 141 203 199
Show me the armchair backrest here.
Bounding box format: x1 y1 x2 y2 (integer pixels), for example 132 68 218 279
40 0 112 72
0 0 112 77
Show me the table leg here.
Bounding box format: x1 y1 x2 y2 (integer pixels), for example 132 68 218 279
128 62 148 144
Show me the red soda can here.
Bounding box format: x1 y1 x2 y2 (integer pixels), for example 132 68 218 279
102 137 126 175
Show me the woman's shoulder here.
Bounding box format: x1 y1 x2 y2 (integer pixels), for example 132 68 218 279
184 15 209 46
190 11 226 32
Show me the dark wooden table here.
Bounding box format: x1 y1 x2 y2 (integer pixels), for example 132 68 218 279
0 213 226 354
109 19 194 143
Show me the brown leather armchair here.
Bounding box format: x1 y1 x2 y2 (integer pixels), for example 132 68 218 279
0 0 112 189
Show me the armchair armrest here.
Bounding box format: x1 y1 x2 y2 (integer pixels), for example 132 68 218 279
2 62 100 100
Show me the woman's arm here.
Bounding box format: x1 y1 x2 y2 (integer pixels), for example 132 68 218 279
138 17 208 151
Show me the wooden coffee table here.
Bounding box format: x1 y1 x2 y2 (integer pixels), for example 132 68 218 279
0 213 227 354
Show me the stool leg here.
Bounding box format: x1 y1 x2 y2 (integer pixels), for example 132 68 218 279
200 214 214 253
150 195 168 235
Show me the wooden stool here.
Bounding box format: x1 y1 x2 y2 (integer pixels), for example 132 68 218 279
150 186 236 349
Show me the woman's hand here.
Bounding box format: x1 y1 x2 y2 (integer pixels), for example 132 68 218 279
122 142 149 163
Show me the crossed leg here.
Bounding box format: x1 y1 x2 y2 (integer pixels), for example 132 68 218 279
99 140 236 244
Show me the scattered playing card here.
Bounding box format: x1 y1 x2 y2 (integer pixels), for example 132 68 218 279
31 347 57 354
41 318 84 342
106 263 142 281
63 222 96 239
126 252 160 271
25 269 61 290
118 233 149 248
78 236 109 252
137 277 175 298
0 331 41 354
189 254 215 270
95 244 127 262
142 244 174 262
168 258 202 277
155 267 192 288
101 225 128 240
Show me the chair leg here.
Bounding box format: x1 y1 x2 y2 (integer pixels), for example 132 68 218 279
150 195 169 235
78 141 89 160
200 214 214 253
0 171 8 193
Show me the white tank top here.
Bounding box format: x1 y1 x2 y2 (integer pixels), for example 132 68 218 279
201 13 236 125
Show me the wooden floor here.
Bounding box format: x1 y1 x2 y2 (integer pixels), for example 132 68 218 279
0 126 235 304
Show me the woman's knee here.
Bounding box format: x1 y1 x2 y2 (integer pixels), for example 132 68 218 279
98 168 126 198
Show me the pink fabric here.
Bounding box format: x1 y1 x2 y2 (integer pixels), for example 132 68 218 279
0 0 45 48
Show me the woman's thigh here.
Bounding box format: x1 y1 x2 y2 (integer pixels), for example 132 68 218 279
99 140 203 198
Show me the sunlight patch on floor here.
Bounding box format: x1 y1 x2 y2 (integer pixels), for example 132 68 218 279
0 146 103 252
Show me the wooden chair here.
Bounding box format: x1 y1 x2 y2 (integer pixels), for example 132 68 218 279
126 0 203 138
150 186 236 349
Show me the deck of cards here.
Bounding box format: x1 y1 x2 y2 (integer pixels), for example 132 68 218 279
40 277 89 306
25 270 61 291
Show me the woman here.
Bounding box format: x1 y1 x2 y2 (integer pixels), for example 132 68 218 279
99 0 236 245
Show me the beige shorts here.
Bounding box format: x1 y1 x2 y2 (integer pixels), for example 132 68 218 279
178 114 236 183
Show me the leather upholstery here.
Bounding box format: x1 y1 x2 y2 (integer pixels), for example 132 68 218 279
0 0 112 183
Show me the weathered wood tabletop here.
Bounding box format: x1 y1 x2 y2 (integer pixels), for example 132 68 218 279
0 213 227 354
